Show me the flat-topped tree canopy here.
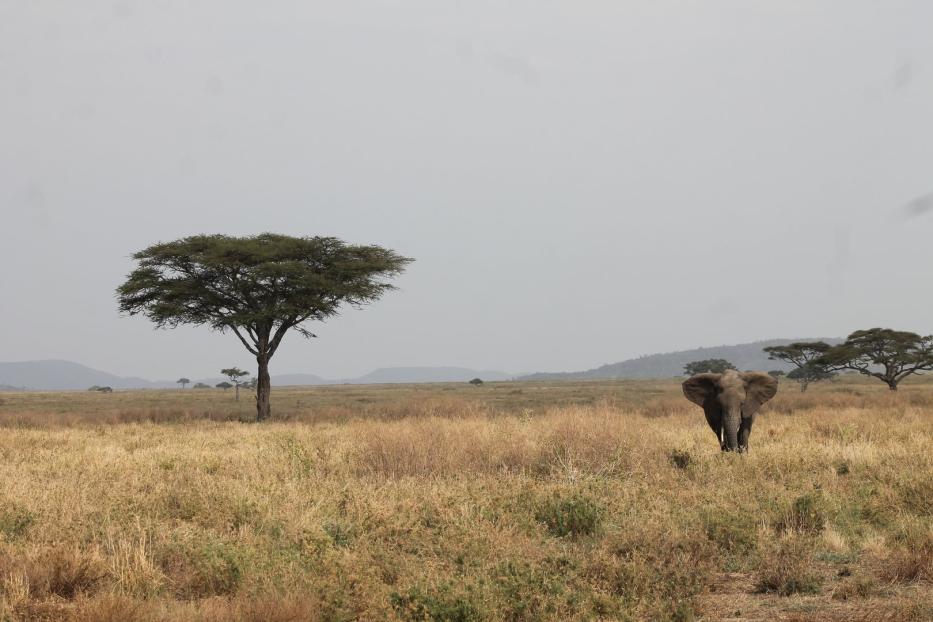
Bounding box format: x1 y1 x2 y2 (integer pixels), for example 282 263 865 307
117 233 412 420
814 328 933 391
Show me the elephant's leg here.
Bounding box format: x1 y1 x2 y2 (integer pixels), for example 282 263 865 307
703 406 725 451
738 416 754 453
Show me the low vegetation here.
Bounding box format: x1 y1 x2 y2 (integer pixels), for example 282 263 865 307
0 377 931 620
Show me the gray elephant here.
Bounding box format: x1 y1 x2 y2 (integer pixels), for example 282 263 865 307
682 370 778 452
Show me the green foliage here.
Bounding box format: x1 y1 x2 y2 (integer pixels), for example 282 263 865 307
468 378 483 386
0 503 35 540
221 368 249 385
215 382 233 390
764 342 833 391
492 559 570 620
391 584 482 622
535 494 603 538
192 383 211 389
117 234 412 338
786 364 836 391
323 521 357 548
176 378 190 388
117 234 411 419
814 328 933 389
683 359 735 375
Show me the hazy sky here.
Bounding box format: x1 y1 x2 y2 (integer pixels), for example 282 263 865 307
2 1 932 380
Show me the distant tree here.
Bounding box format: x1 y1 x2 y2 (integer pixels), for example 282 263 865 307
192 382 211 389
221 367 250 401
683 359 736 376
97 386 113 393
88 385 101 392
469 378 484 386
764 342 833 392
117 234 412 420
216 381 233 391
243 377 257 390
786 365 836 391
767 370 785 378
177 377 190 389
814 328 933 391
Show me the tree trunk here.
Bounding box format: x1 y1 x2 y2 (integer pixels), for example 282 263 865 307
235 383 239 401
256 355 271 421
887 380 898 391
799 380 809 393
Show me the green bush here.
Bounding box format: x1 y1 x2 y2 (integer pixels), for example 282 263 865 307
535 494 603 538
390 584 481 622
0 504 35 540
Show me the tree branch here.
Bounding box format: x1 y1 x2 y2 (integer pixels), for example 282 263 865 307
230 325 259 355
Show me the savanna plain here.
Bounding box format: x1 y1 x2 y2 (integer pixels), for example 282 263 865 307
0 377 931 621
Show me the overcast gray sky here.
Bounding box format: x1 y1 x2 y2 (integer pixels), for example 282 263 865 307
2 1 932 380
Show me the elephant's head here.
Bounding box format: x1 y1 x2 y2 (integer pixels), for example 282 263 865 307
682 370 778 452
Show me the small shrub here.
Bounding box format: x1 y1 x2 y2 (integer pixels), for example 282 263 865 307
897 477 933 516
493 559 571 620
324 521 356 548
27 547 109 599
702 510 758 557
668 449 692 469
587 529 715 619
831 575 876 600
535 494 603 538
777 494 825 534
156 536 246 597
391 584 482 622
0 504 35 540
877 547 933 584
755 537 822 596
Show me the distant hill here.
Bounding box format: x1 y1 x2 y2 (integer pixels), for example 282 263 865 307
270 373 332 386
349 367 512 384
520 339 842 381
0 360 512 391
0 360 162 391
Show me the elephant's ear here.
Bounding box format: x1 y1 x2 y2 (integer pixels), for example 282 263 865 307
741 372 778 416
682 374 721 407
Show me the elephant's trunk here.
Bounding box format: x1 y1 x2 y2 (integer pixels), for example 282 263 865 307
722 408 740 452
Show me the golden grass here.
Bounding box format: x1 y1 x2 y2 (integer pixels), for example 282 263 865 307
0 377 932 620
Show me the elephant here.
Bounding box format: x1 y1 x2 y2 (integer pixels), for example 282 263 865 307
682 370 778 452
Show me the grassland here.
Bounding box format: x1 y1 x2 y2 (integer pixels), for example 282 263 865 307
0 376 931 621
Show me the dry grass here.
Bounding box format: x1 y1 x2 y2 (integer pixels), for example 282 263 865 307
1 376 932 620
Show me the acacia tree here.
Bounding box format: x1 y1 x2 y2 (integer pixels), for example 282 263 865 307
216 381 233 391
117 234 412 420
684 359 736 376
813 328 933 391
763 342 834 392
221 367 250 401
177 377 190 389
